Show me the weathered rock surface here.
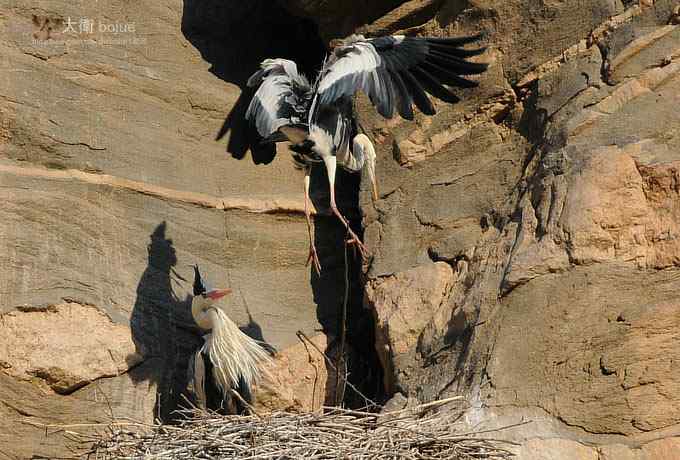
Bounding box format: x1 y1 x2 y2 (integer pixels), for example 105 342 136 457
279 0 408 41
366 262 454 395
255 333 334 413
0 302 142 394
357 1 680 458
0 0 336 457
3 0 680 459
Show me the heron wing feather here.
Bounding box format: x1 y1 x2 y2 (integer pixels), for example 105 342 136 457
243 59 313 163
316 34 487 120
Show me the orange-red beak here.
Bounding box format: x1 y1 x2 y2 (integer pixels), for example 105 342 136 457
206 288 231 300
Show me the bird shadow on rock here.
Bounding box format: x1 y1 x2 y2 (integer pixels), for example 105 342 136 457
180 0 326 163
236 290 277 356
127 222 201 423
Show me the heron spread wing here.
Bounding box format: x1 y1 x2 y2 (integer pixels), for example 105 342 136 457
315 34 488 120
244 59 312 162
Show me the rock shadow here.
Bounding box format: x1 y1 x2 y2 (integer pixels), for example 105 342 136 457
128 222 200 422
180 0 326 163
311 167 385 408
237 290 277 356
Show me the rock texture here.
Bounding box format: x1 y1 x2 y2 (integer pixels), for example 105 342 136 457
367 262 455 395
0 0 337 457
279 0 409 41
0 302 142 394
2 0 680 459
353 0 680 458
255 333 335 413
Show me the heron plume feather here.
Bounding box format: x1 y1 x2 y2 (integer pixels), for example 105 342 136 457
204 307 272 398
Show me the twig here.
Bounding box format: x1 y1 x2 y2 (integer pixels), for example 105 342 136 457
296 330 378 408
86 406 517 459
229 389 263 419
94 381 116 421
335 238 350 406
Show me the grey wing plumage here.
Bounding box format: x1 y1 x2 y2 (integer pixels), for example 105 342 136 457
315 34 488 120
245 59 312 163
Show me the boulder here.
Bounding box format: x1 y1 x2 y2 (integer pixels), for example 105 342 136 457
0 302 142 394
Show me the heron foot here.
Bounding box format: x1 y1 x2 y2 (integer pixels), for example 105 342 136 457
306 244 322 275
329 204 369 259
344 230 368 258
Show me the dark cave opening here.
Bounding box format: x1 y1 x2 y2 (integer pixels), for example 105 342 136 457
181 0 385 409
181 0 326 84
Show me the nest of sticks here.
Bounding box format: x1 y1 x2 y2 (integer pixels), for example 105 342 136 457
87 397 518 459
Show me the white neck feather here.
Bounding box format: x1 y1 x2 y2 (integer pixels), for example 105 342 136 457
191 297 214 330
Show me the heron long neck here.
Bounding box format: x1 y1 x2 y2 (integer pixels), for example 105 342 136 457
191 301 213 330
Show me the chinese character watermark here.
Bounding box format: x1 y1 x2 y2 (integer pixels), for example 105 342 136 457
62 16 77 34
30 16 145 47
78 18 94 34
60 17 136 35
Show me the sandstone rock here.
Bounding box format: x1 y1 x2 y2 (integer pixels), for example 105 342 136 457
639 437 680 459
366 262 453 395
383 48 515 168
600 437 680 460
559 144 680 268
255 333 333 412
278 0 406 41
515 438 598 460
0 302 142 394
0 367 156 459
359 0 680 452
356 0 444 37
380 392 408 413
2 0 680 458
598 444 643 460
0 0 340 456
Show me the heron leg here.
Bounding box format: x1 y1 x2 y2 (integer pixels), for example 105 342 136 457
304 166 322 274
322 155 368 257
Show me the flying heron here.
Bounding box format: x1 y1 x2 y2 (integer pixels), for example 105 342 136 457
226 33 488 272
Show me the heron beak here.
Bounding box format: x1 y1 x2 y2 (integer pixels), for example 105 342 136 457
366 162 379 201
363 138 379 202
370 174 379 201
206 288 231 300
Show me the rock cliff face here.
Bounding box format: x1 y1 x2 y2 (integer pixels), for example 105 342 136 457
353 1 680 457
0 1 337 457
1 0 680 458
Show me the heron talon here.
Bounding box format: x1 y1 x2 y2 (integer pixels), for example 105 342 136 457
306 245 322 275
344 234 368 258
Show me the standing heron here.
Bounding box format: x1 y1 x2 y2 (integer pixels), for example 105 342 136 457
188 266 271 414
228 33 488 271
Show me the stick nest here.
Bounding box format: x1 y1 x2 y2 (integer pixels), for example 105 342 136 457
88 399 517 459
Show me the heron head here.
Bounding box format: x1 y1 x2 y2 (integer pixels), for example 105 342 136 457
328 38 343 51
191 265 232 330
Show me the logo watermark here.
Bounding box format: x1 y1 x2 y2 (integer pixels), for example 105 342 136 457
29 15 146 47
